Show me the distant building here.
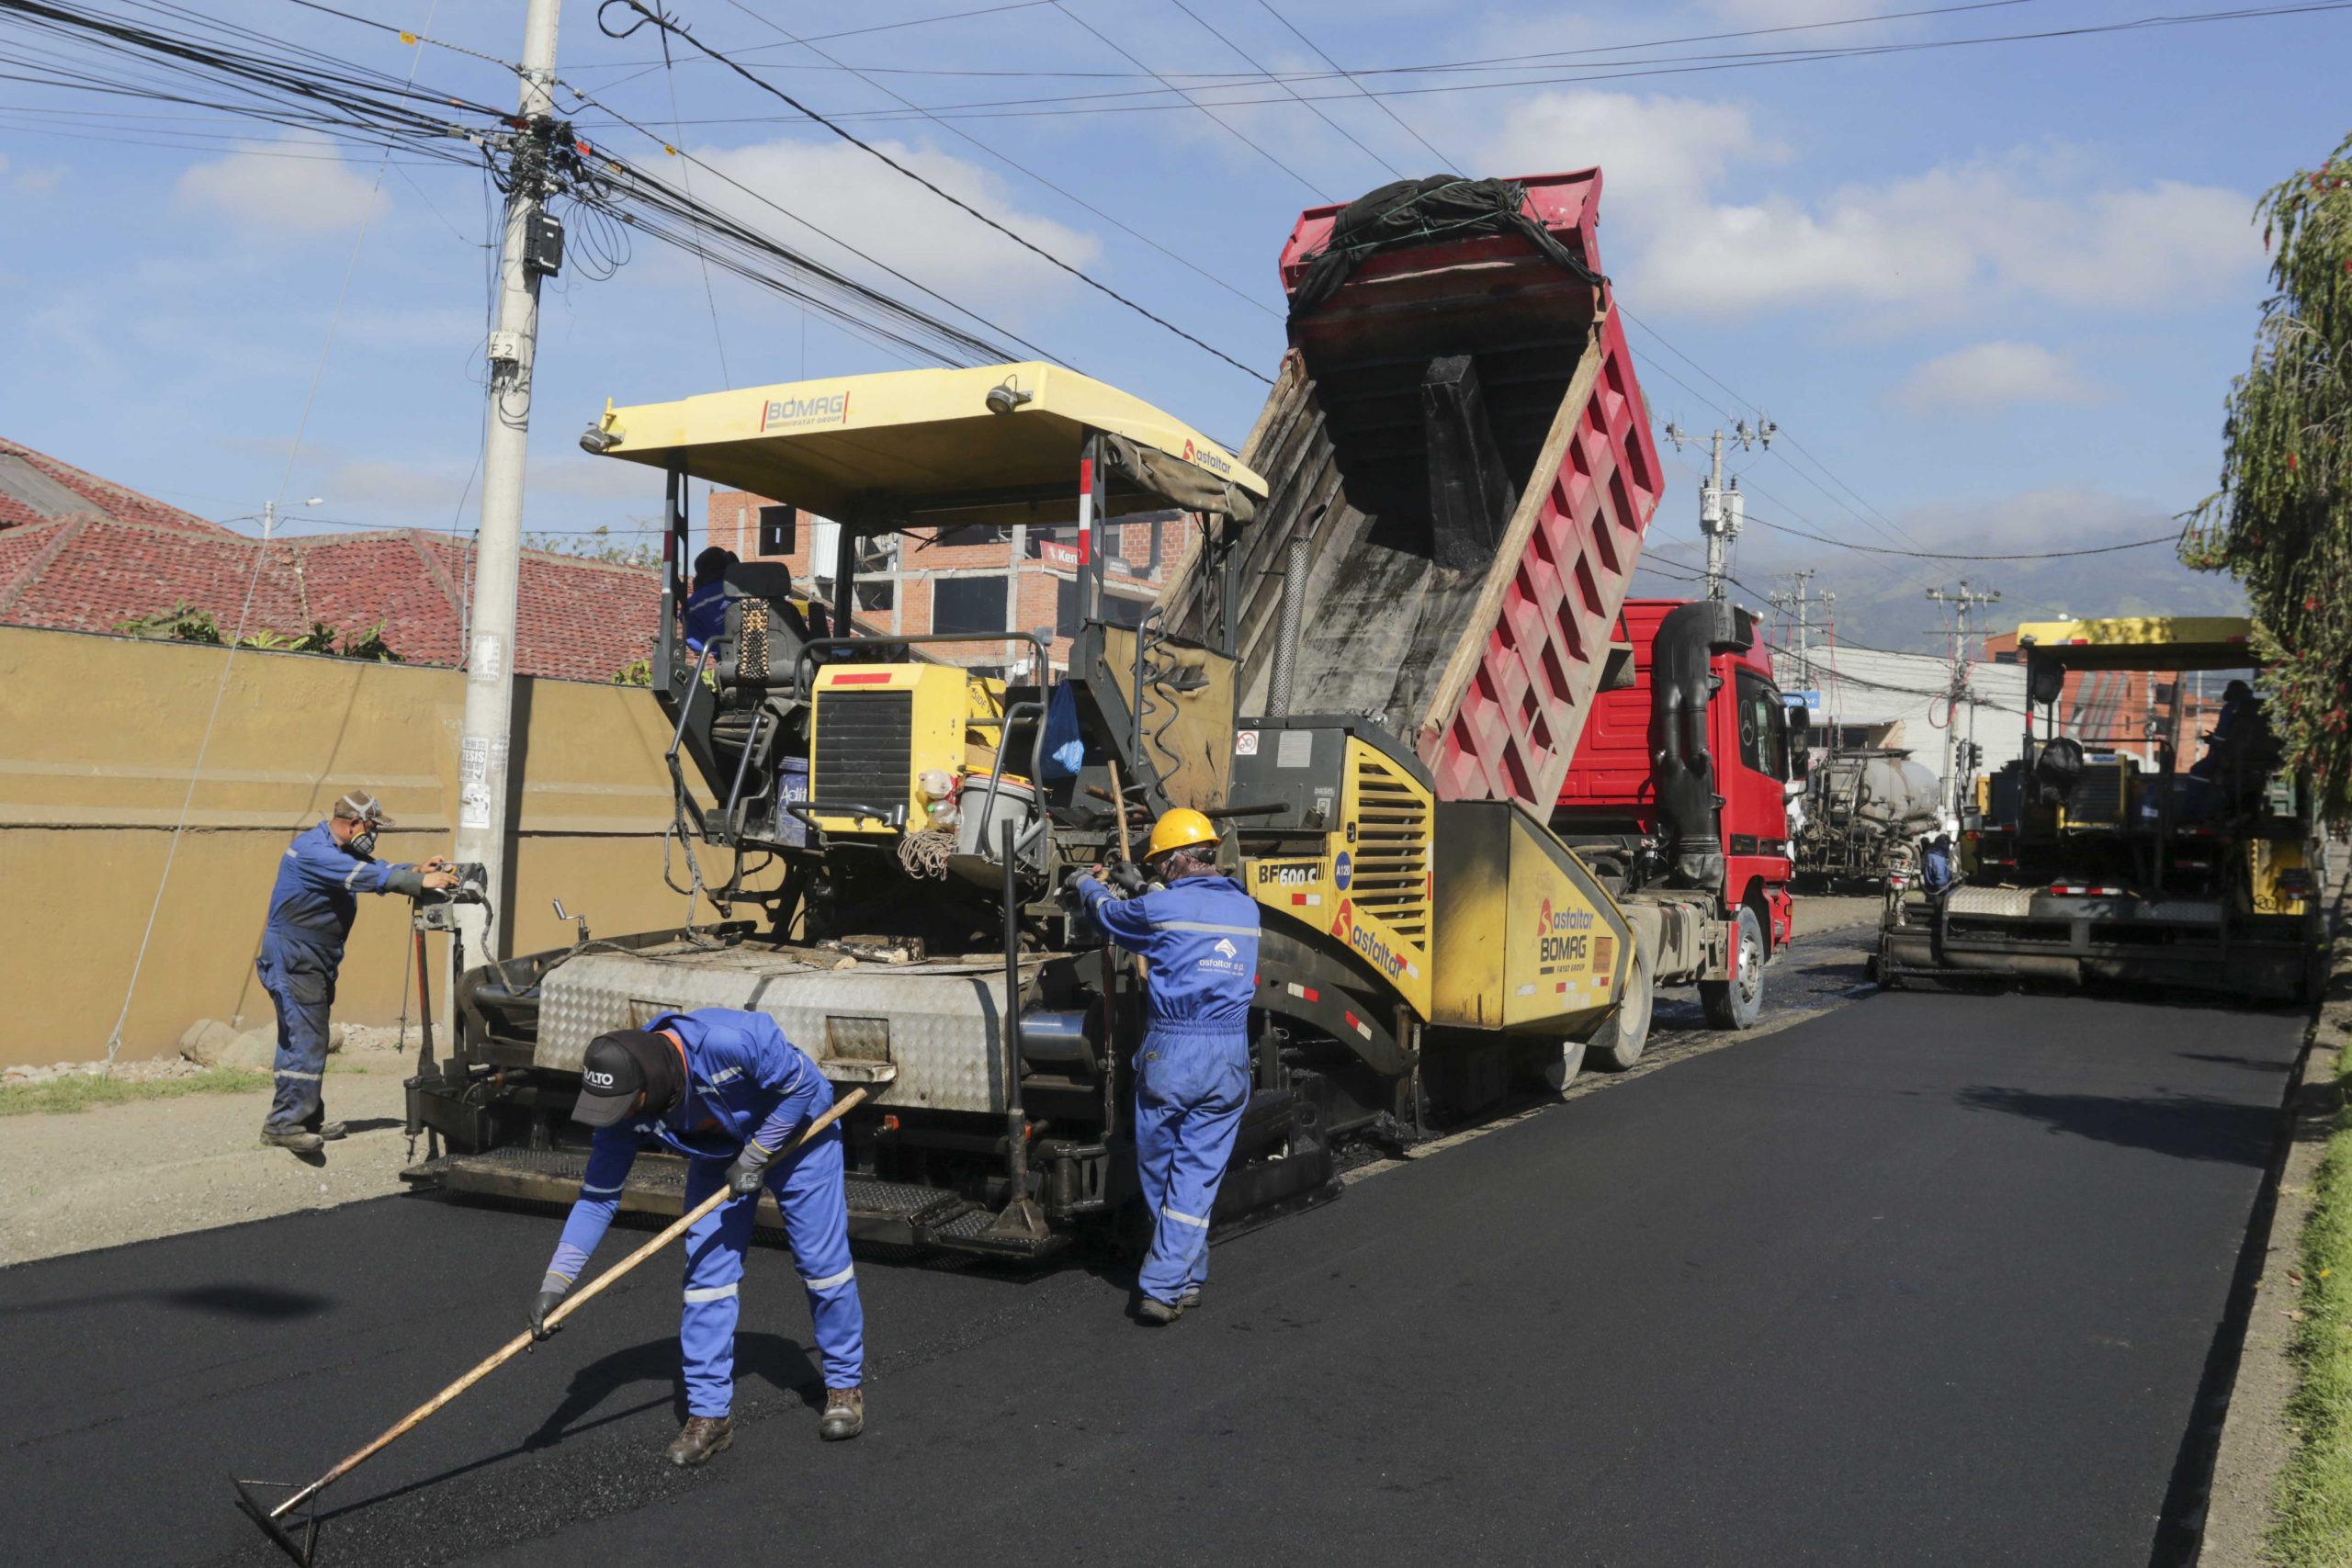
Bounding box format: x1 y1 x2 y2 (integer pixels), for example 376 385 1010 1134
1783 641 2030 786
706 491 1183 678
1983 630 2218 772
0 435 659 682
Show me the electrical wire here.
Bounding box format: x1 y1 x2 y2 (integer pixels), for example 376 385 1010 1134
707 0 1280 320
1043 1 1329 199
591 0 1271 383
607 0 2352 124
1164 0 1400 182
1743 510 2184 560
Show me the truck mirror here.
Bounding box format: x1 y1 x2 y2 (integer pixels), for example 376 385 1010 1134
1787 706 1812 780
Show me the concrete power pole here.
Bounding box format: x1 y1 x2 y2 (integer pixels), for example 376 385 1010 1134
1769 569 1831 703
1665 416 1772 601
452 0 562 976
1926 580 2000 815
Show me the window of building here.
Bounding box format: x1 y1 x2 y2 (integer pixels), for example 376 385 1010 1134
933 573 1008 636
934 524 1012 549
756 503 796 557
1056 579 1152 637
1025 525 1073 558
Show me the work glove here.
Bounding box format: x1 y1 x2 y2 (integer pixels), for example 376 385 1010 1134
1058 869 1091 908
726 1142 775 1199
1108 860 1150 897
526 1283 566 1345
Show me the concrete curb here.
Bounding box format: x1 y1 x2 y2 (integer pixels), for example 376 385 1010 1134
2198 860 2352 1566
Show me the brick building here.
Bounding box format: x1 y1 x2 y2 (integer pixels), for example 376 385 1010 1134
1984 629 2220 768
707 490 1185 677
0 434 660 682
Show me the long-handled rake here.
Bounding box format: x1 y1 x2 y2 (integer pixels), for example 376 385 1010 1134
232 1084 872 1564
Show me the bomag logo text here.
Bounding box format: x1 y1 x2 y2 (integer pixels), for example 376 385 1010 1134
1536 897 1595 965
761 391 850 431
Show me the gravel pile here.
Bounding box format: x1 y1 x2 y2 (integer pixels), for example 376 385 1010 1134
3 1055 211 1086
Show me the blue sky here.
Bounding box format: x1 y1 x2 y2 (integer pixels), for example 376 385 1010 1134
2 0 2344 649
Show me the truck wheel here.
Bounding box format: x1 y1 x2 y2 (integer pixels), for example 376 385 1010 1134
1701 905 1766 1031
1589 931 1656 1071
1533 1036 1589 1094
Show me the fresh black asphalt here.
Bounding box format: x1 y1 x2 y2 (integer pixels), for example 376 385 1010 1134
0 968 2302 1567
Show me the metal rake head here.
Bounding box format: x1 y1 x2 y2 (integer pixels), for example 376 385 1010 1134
232 1477 320 1567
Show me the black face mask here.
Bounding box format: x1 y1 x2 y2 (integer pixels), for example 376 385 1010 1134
628 1032 685 1120
348 829 378 858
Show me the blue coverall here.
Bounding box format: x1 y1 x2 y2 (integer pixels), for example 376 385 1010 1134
544 1010 865 1410
1072 870 1261 1307
684 579 728 654
256 821 418 1134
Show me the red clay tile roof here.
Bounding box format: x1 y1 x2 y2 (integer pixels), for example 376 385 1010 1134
0 515 660 682
0 437 242 537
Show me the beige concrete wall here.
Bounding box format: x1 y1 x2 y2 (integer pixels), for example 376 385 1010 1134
0 625 771 1066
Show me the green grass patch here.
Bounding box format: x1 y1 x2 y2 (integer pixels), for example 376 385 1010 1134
0 1066 273 1117
2274 1045 2352 1566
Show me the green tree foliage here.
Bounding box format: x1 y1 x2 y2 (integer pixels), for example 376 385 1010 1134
2184 130 2352 821
113 605 403 662
526 522 662 568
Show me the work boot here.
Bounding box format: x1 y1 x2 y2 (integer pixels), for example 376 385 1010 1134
260 1128 324 1156
1135 1294 1183 1325
820 1386 865 1442
1181 1286 1204 1312
303 1118 348 1142
665 1415 733 1468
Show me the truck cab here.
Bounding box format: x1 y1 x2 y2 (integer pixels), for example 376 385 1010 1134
1554 599 1802 1027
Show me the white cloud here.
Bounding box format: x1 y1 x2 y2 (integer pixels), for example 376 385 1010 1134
175 133 383 237
1477 94 2260 321
1645 160 2260 317
1895 341 2096 413
691 136 1102 321
0 152 65 195
1482 90 1786 233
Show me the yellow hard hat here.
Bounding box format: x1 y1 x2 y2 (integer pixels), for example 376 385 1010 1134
1146 807 1217 860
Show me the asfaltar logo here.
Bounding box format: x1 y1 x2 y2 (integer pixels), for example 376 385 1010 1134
1214 937 1238 959
1330 898 1408 981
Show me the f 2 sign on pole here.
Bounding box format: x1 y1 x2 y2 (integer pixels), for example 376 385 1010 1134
453 0 563 991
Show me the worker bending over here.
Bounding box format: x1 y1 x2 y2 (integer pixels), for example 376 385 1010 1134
1070 808 1261 1325
530 1009 866 1461
257 790 455 1156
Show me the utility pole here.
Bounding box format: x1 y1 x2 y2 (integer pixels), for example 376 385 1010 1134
1768 569 1832 719
1926 580 2000 816
1665 415 1772 601
452 0 562 979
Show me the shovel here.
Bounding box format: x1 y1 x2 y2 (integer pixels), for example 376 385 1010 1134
233 1083 872 1564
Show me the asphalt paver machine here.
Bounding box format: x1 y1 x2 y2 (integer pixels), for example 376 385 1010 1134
1876 615 2325 1002
406 171 1782 1253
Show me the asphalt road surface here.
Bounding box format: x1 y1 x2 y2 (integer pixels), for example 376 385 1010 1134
0 942 2302 1567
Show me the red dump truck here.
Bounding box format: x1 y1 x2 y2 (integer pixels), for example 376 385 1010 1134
414 171 1803 1250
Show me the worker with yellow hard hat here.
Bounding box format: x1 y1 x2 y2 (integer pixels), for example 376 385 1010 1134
1068 807 1260 1325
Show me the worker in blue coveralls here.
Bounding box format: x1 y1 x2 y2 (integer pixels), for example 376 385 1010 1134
527 1010 866 1463
684 546 737 655
1069 807 1260 1325
257 790 455 1157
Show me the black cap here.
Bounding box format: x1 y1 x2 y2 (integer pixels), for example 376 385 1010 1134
571 1030 659 1127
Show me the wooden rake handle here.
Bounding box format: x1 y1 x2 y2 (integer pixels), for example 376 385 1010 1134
275 1084 873 1517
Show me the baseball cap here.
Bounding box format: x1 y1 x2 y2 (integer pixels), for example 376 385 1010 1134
571 1030 659 1127
333 789 395 827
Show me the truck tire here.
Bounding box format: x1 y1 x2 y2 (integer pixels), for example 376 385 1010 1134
1701 904 1766 1031
1589 928 1656 1071
1532 1036 1589 1094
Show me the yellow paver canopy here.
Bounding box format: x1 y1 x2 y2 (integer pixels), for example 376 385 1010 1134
2014 616 2258 672
589 361 1266 527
